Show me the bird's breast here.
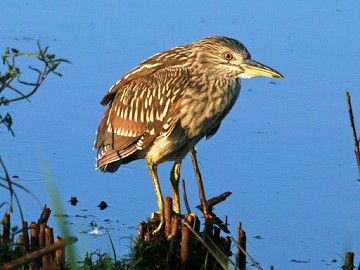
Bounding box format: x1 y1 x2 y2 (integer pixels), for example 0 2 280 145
145 78 240 164
179 78 240 138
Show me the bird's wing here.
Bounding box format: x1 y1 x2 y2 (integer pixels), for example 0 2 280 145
100 62 164 106
205 123 221 140
100 46 189 106
95 66 191 169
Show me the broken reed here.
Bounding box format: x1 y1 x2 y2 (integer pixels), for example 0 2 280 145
136 196 247 270
346 91 360 176
0 206 70 269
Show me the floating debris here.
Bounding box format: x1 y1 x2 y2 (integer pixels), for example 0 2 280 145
75 214 90 219
67 197 79 206
89 220 97 227
88 227 104 236
97 201 109 210
54 213 70 218
290 259 309 263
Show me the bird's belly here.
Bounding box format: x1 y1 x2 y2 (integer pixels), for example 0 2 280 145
146 132 201 164
146 80 240 164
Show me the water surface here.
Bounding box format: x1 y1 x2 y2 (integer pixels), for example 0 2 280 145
1 1 360 269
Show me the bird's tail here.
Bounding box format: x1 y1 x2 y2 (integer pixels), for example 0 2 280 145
96 146 123 173
98 160 122 173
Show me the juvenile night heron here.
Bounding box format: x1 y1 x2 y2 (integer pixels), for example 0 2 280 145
94 36 283 233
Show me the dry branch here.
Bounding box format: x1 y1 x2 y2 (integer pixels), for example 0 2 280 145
181 179 191 214
0 236 77 270
346 91 360 176
190 148 210 218
1 210 76 270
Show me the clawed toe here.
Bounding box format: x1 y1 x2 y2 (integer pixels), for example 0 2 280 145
150 211 164 235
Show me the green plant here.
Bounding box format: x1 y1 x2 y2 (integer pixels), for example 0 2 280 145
0 216 23 266
0 42 70 136
79 250 131 270
0 42 70 268
0 42 69 215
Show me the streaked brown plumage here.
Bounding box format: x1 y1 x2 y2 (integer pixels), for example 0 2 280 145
94 36 283 233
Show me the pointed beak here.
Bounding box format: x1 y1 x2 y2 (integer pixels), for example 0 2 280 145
240 59 284 79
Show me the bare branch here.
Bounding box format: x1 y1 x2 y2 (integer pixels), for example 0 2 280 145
345 91 360 177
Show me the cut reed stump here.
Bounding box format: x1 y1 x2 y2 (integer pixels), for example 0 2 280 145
0 205 77 270
342 251 360 270
134 194 240 270
343 252 354 270
236 222 246 270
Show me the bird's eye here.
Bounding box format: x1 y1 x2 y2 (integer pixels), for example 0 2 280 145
223 52 233 61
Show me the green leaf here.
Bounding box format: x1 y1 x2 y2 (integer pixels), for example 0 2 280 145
0 42 70 136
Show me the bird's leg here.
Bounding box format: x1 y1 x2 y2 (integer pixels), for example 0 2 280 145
170 160 182 214
146 158 164 234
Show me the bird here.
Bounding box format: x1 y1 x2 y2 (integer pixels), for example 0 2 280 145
94 36 283 233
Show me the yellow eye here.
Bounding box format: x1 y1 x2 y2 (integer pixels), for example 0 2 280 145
223 52 233 60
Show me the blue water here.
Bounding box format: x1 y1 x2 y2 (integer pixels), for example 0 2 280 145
1 1 360 269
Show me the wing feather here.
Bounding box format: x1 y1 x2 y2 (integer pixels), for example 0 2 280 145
95 66 191 171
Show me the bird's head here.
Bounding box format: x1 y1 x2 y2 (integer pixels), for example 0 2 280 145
189 36 284 80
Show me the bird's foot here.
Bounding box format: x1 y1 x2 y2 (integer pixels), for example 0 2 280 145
188 212 197 219
150 211 164 235
173 211 197 219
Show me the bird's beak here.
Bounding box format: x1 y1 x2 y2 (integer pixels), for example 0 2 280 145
240 59 284 79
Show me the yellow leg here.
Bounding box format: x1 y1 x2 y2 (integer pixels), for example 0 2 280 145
146 158 164 234
170 160 182 214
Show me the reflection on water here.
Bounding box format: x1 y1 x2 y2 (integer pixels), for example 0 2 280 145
1 1 360 269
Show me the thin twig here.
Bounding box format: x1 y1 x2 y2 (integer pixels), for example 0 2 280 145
345 91 360 177
2 44 70 105
190 148 210 218
6 65 47 104
0 156 14 212
0 156 43 223
0 176 44 211
181 179 191 214
195 192 232 233
205 191 232 209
